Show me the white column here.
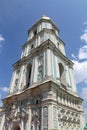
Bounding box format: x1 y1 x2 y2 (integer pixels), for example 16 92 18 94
47 49 51 76
33 56 38 82
26 45 28 56
43 50 47 78
68 66 72 89
0 114 5 130
58 94 60 103
53 55 57 79
65 65 71 88
56 58 60 83
41 106 43 130
8 124 11 130
43 51 45 78
48 104 53 129
71 68 77 93
21 120 24 130
9 71 15 93
51 51 54 78
23 66 27 87
26 109 31 130
10 70 16 93
38 36 40 46
18 66 24 90
30 58 35 84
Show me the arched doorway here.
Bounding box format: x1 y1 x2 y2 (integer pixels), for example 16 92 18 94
12 125 20 130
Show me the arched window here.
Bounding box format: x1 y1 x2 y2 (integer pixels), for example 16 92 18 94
59 63 64 78
27 64 32 87
58 63 66 88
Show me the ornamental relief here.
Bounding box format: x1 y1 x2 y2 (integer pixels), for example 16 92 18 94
5 99 29 122
37 54 43 81
58 108 80 126
31 107 41 130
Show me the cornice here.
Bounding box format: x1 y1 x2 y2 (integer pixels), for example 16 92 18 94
3 78 83 105
13 39 73 69
22 28 64 49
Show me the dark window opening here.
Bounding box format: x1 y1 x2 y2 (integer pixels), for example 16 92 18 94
12 125 20 130
36 99 39 104
27 64 32 88
15 78 19 86
20 102 23 106
57 42 59 48
31 44 34 49
34 30 37 36
59 63 64 77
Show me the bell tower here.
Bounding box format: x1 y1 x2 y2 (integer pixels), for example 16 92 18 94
0 16 84 130
9 15 77 94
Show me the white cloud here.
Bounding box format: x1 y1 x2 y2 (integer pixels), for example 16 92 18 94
71 23 87 122
78 45 87 59
0 87 9 93
71 26 87 84
0 34 5 47
71 53 77 60
83 21 87 25
81 87 87 101
0 34 5 42
0 35 5 42
73 60 87 84
0 34 5 53
0 94 1 99
80 29 87 44
83 106 87 123
0 87 8 106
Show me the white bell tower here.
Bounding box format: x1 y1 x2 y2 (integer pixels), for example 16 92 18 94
9 15 77 95
0 16 84 130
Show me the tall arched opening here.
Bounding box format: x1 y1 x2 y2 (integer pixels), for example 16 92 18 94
26 63 32 87
12 125 20 130
59 63 64 78
59 63 66 89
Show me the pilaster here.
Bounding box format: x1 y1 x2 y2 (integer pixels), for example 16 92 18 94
70 68 77 93
55 56 60 83
48 104 53 130
33 56 38 82
18 66 24 90
10 70 16 93
47 49 51 76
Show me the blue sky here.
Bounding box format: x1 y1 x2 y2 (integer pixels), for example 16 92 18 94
0 0 87 122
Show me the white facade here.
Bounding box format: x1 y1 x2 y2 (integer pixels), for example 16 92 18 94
0 16 84 130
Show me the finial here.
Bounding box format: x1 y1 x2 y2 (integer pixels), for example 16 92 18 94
41 15 50 20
